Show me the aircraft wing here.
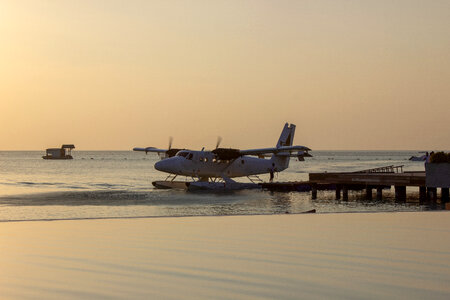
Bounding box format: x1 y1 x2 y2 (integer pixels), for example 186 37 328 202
239 145 311 156
133 147 167 153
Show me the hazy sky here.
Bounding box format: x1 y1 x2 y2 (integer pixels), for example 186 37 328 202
1 0 449 150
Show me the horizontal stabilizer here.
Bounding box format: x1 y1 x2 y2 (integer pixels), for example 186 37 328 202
272 152 313 158
133 147 167 153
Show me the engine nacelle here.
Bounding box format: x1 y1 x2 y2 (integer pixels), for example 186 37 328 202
212 148 241 160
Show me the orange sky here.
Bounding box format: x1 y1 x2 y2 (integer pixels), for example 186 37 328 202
1 0 449 150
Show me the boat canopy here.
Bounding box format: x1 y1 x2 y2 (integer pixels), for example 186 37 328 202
62 144 75 149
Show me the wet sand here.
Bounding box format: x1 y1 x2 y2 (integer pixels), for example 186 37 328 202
2 212 450 299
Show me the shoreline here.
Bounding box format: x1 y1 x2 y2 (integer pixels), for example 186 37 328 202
0 208 441 223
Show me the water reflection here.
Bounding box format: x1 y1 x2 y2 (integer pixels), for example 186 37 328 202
269 192 292 214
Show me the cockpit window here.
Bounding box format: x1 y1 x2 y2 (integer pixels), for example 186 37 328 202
177 151 188 158
187 153 193 160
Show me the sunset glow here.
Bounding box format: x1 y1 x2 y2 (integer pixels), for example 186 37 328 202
1 0 449 150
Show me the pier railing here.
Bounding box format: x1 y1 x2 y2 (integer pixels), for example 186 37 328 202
354 165 404 174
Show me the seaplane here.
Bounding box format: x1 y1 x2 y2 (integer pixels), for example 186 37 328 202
133 123 311 190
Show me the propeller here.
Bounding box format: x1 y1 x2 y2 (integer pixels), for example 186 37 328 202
215 136 222 149
164 136 173 158
165 137 184 158
168 136 173 150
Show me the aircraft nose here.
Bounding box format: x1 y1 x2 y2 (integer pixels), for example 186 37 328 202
155 157 180 173
155 159 168 172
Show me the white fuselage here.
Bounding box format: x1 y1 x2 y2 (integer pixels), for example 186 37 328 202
155 150 285 178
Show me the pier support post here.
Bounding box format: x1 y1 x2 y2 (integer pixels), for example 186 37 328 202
419 186 427 204
342 186 348 201
395 186 406 201
442 188 449 204
365 187 372 200
311 185 317 200
427 187 437 203
376 187 383 200
335 185 341 200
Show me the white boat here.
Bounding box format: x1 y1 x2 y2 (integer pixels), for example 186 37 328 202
408 152 428 162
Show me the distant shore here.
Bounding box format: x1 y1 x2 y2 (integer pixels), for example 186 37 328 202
2 211 450 299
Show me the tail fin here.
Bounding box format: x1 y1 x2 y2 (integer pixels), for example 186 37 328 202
276 123 296 148
271 123 296 170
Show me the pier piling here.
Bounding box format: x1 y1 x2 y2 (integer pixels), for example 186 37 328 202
419 186 427 203
342 186 349 200
395 186 406 201
335 185 341 200
427 187 438 202
442 188 449 204
376 187 383 200
311 185 317 200
365 187 372 200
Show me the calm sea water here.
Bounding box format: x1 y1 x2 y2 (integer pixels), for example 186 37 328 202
0 151 432 221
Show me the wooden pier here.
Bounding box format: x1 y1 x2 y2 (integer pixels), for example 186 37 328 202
262 165 449 204
309 171 426 201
